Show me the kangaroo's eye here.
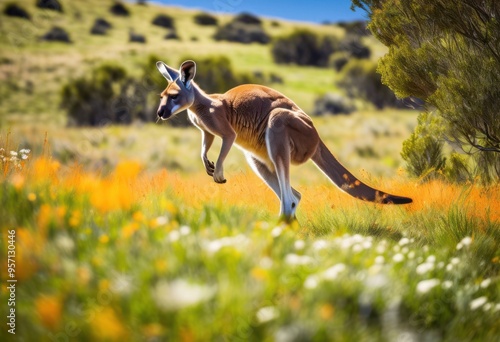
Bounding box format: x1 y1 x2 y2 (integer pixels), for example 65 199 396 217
170 94 178 100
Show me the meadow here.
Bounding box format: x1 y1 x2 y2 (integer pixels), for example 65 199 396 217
1 1 499 341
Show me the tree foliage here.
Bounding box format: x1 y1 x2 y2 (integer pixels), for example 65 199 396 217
352 0 500 182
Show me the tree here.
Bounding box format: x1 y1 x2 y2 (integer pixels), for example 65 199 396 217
352 0 500 182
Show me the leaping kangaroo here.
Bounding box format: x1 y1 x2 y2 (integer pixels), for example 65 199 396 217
156 60 412 221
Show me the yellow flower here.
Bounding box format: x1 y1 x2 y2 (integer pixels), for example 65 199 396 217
69 210 81 227
319 303 335 320
113 160 143 180
28 192 37 201
99 235 110 244
91 307 126 341
122 222 139 239
251 267 269 281
132 211 145 223
35 295 62 331
143 323 164 339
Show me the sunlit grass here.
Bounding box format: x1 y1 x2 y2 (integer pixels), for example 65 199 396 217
1 144 498 340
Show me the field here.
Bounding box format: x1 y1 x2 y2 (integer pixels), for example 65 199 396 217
1 0 500 341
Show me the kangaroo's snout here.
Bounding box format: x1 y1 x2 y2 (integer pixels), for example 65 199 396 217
157 105 170 120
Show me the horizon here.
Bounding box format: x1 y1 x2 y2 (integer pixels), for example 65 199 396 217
155 0 368 24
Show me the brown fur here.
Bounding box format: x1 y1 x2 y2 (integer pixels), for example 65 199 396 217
156 60 412 221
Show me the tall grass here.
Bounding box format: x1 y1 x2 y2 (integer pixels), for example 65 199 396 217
1 141 498 341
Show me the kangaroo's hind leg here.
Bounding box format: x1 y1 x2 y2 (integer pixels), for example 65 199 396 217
245 153 301 203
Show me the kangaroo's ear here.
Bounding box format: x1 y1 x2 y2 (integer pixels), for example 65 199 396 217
156 61 178 82
179 60 196 89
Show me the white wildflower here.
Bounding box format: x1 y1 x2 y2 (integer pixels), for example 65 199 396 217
375 256 385 265
393 245 401 253
352 244 363 253
362 240 372 250
399 237 410 246
407 251 415 259
437 262 444 269
450 257 460 265
256 306 279 324
480 278 491 288
313 240 328 250
494 303 500 312
469 296 488 310
393 253 404 263
457 236 472 250
111 273 133 296
285 253 314 266
442 280 453 289
10 151 18 156
21 154 28 160
323 263 346 280
152 279 216 311
19 148 31 154
271 226 283 237
179 225 191 235
155 216 168 226
205 234 249 254
376 240 387 254
259 257 273 269
401 247 409 254
483 303 492 311
54 234 75 253
294 240 305 250
416 262 434 275
426 255 436 263
446 264 453 271
416 279 440 294
304 275 319 289
168 230 180 242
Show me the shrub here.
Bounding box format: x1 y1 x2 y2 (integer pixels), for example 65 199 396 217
353 0 500 182
36 0 63 12
272 30 338 67
110 2 129 16
337 59 405 109
90 18 112 35
337 21 370 36
339 34 371 59
233 12 261 25
61 63 156 126
181 55 257 94
3 3 30 20
152 14 174 29
194 12 218 26
313 93 356 115
40 26 71 43
401 111 446 180
214 13 270 44
164 30 180 40
129 30 146 43
330 52 349 71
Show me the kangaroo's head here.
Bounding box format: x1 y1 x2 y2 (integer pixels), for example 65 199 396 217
156 60 196 120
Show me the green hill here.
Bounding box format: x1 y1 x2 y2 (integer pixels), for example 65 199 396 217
0 0 384 125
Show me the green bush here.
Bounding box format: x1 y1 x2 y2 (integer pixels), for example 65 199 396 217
61 64 152 126
353 0 500 182
271 30 337 67
401 112 446 180
193 12 218 26
214 14 270 44
337 59 403 109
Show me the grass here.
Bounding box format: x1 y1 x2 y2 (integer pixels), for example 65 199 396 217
1 1 498 340
0 139 499 341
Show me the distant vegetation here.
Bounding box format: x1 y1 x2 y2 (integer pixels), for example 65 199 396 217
3 3 31 19
36 0 63 12
40 26 71 43
214 12 270 44
109 1 129 16
193 12 218 26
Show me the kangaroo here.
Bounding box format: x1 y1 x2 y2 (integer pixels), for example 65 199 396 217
156 60 412 221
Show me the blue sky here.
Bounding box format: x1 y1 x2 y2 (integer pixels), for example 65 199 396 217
156 0 367 23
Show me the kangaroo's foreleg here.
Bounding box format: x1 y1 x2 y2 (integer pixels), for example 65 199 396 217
201 130 215 176
246 154 301 203
213 130 236 184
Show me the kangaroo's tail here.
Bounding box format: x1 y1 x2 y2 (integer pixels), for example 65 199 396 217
312 140 412 204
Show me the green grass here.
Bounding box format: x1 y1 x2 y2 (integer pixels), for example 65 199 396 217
0 153 498 341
